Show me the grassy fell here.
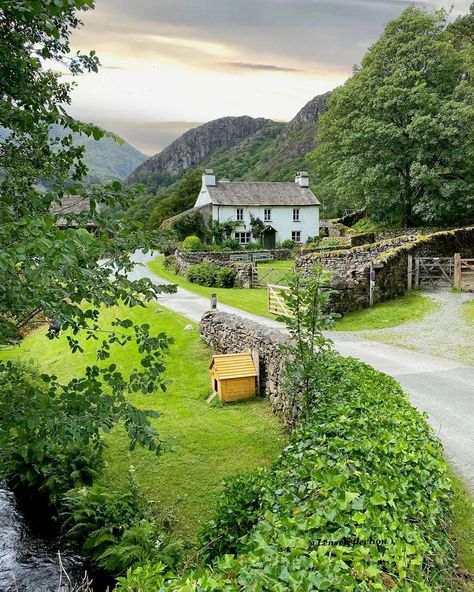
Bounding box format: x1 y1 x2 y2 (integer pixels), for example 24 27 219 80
0 302 285 540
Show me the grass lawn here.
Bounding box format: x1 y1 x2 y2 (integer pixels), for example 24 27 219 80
148 255 272 318
334 291 439 331
0 303 285 541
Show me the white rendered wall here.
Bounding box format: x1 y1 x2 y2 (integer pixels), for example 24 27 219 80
194 184 212 207
212 205 320 243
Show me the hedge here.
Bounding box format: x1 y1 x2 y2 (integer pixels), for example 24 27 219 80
186 262 236 288
117 356 456 592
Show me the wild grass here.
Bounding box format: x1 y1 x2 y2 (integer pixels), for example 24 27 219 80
462 300 474 326
334 291 439 331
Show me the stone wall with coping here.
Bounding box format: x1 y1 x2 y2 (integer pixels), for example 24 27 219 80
295 227 474 313
200 311 301 428
176 248 292 264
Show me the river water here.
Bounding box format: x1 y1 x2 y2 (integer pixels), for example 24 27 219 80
0 483 87 592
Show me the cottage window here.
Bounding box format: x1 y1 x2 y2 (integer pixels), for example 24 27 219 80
264 208 271 222
235 231 251 245
292 231 301 244
236 208 244 222
293 208 300 222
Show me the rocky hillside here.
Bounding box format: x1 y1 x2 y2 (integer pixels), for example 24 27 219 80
126 116 274 192
126 91 331 194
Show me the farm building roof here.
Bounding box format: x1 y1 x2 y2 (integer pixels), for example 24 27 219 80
207 181 320 207
210 352 257 380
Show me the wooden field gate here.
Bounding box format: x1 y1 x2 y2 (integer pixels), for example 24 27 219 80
454 254 474 291
252 265 293 288
408 253 474 291
267 284 293 317
408 255 454 289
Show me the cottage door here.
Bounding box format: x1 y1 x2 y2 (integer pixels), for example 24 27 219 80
262 228 276 249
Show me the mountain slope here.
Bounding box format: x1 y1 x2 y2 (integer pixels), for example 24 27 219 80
126 116 274 193
49 125 147 183
126 92 331 197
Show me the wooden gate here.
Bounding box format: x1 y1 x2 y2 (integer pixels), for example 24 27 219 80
267 284 293 317
252 265 293 288
408 256 454 288
454 254 474 291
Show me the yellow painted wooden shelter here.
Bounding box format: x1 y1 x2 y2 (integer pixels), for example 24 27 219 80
209 352 258 403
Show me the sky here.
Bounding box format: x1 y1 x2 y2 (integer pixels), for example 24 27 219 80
67 0 471 155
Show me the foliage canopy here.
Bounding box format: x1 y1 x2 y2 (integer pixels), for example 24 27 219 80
0 0 174 498
314 6 474 227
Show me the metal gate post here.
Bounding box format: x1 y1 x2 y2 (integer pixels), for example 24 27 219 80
407 255 413 290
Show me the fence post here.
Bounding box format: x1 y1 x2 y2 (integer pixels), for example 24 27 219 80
454 253 462 290
407 255 413 290
414 259 420 289
210 293 217 309
369 262 375 307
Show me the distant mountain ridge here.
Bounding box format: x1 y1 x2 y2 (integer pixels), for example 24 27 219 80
126 91 332 194
0 125 147 184
49 125 147 183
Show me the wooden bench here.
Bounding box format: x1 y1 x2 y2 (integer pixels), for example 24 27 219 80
230 253 251 262
253 252 274 262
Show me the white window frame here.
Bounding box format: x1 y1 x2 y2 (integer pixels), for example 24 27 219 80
236 208 244 222
291 231 301 244
264 208 271 222
293 208 300 222
235 231 251 245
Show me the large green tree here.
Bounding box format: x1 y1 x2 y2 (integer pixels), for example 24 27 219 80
0 1 173 498
313 6 474 227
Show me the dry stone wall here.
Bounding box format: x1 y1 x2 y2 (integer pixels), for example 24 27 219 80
296 227 474 313
200 311 301 428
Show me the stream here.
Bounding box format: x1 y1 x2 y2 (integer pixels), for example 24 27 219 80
0 483 88 592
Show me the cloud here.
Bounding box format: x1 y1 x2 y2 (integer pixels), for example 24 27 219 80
223 62 302 73
66 0 472 144
76 0 470 72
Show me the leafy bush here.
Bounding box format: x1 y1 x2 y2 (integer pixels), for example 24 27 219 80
123 356 455 591
115 562 174 592
244 242 262 251
215 266 237 288
221 238 241 250
63 470 182 574
0 362 104 503
182 235 202 252
281 239 296 249
186 262 218 286
186 262 236 288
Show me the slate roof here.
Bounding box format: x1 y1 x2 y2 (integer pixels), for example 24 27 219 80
207 182 320 207
50 196 99 228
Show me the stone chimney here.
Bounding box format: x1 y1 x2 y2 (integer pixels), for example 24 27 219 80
295 171 309 188
202 169 216 187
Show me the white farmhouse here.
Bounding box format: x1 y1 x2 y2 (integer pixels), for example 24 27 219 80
194 170 320 248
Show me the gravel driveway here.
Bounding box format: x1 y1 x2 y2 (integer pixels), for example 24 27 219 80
349 288 474 366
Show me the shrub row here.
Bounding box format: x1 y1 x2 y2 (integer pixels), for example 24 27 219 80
117 356 455 591
186 262 236 288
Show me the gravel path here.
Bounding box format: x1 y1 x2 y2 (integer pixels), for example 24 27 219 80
349 289 474 365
